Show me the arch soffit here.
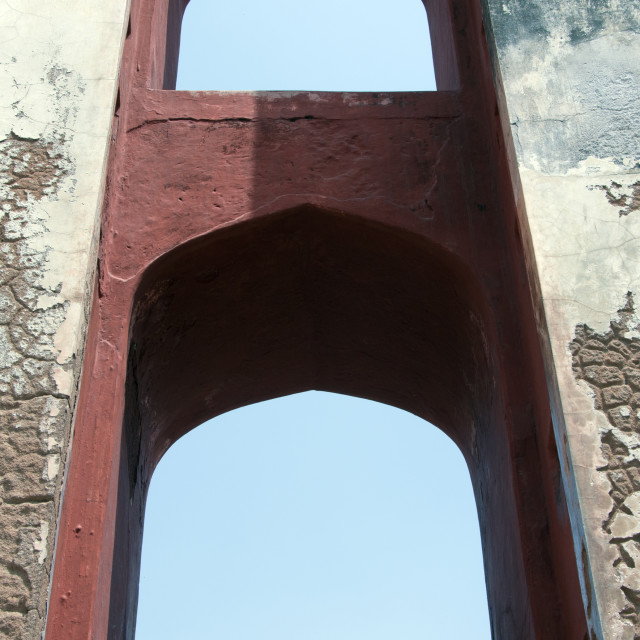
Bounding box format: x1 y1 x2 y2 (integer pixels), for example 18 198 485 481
126 205 499 473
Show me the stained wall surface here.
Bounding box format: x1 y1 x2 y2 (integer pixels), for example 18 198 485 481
482 1 640 638
0 2 128 638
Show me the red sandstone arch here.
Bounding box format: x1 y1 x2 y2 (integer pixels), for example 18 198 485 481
101 206 557 638
45 0 590 637
109 207 487 633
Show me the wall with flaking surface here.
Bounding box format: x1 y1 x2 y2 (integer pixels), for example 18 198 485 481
482 1 640 637
0 1 638 638
0 2 127 637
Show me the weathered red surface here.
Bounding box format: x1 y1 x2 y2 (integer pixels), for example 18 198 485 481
46 0 588 638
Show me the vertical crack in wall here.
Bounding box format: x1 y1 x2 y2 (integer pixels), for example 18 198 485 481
0 131 73 638
571 293 640 637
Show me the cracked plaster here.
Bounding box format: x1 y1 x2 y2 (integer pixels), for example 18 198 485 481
0 1 128 638
571 296 640 639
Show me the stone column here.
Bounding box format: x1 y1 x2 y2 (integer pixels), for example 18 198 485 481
0 2 128 637
481 1 640 638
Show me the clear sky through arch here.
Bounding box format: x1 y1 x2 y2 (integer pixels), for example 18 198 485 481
176 0 436 91
136 392 491 639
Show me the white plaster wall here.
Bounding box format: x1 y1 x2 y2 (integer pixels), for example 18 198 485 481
0 2 128 637
484 2 640 638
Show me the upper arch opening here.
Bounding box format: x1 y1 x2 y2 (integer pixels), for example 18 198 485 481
174 0 437 91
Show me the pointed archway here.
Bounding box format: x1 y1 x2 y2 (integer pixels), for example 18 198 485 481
107 206 537 637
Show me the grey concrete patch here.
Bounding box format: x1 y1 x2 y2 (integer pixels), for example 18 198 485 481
485 0 640 174
488 0 640 50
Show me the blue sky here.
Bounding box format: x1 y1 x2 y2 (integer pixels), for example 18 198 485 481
173 0 436 91
136 2 490 638
136 394 490 640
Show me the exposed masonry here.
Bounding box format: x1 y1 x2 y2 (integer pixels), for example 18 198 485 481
0 133 73 638
571 294 640 638
595 181 640 218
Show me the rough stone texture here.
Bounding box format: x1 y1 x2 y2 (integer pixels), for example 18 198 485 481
596 181 640 218
482 0 640 637
0 131 72 639
0 2 128 638
571 296 640 637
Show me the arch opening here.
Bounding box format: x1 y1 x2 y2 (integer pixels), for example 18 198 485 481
106 206 552 638
135 391 491 639
160 0 459 91
175 0 436 91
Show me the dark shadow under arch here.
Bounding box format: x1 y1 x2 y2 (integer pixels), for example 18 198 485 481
130 205 494 465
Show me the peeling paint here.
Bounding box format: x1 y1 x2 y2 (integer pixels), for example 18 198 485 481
571 294 640 637
0 1 128 637
34 523 48 566
594 181 640 218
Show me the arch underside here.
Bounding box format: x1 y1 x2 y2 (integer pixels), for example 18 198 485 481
130 207 491 467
